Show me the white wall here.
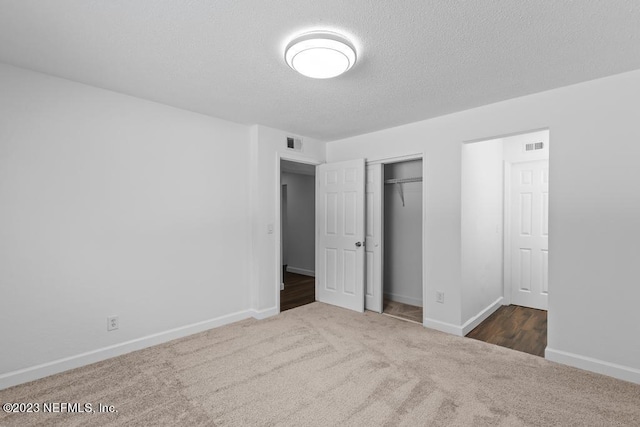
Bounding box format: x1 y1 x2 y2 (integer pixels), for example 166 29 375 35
461 139 504 322
503 130 550 163
327 69 640 383
0 63 253 388
384 161 423 307
249 125 325 316
281 172 315 275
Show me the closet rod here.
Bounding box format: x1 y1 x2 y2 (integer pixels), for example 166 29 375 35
384 177 422 185
385 176 422 207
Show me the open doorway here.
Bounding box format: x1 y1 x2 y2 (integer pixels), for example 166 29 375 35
462 129 550 357
280 159 316 312
381 159 424 323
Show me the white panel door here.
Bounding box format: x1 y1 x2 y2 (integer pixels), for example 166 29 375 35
316 159 366 312
510 160 549 310
365 164 383 313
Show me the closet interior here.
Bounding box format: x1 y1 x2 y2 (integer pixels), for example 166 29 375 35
382 159 423 323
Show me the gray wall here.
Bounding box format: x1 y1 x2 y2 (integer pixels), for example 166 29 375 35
384 160 423 306
281 172 315 275
0 64 252 384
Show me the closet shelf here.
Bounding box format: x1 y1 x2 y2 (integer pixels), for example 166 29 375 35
384 177 422 185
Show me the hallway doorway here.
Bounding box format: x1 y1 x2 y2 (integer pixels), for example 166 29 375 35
280 159 316 311
462 129 550 356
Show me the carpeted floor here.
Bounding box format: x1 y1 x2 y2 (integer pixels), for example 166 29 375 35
1 302 639 426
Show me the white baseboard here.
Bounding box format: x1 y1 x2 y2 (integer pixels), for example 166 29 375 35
251 306 279 320
545 347 640 385
423 298 503 337
423 318 464 336
461 297 503 336
384 292 423 308
0 309 253 391
286 266 315 277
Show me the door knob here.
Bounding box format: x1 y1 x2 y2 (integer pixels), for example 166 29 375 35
355 242 362 247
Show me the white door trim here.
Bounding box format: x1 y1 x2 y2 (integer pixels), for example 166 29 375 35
275 153 322 314
366 152 423 165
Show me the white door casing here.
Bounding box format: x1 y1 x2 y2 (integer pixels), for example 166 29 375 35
365 164 383 313
316 159 366 312
509 160 549 310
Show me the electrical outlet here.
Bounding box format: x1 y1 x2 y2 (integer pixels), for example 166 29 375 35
107 316 119 331
436 291 445 304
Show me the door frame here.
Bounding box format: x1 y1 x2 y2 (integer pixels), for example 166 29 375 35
275 152 322 313
367 152 426 323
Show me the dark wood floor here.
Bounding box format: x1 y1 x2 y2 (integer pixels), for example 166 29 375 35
465 305 547 357
280 271 315 311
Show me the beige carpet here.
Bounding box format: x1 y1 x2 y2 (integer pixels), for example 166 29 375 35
1 303 639 426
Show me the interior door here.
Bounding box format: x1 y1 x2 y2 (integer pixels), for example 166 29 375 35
510 160 549 310
365 164 383 313
316 159 366 312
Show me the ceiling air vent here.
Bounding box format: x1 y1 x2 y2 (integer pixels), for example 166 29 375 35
525 142 544 151
286 136 303 151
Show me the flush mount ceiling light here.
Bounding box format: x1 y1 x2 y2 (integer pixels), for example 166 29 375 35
285 31 357 79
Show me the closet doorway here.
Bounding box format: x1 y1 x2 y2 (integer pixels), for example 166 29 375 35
365 157 424 323
280 159 316 311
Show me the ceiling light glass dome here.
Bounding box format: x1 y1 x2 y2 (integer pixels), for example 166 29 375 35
285 31 357 79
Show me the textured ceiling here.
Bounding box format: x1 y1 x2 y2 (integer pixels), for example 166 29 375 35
1 1 639 140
